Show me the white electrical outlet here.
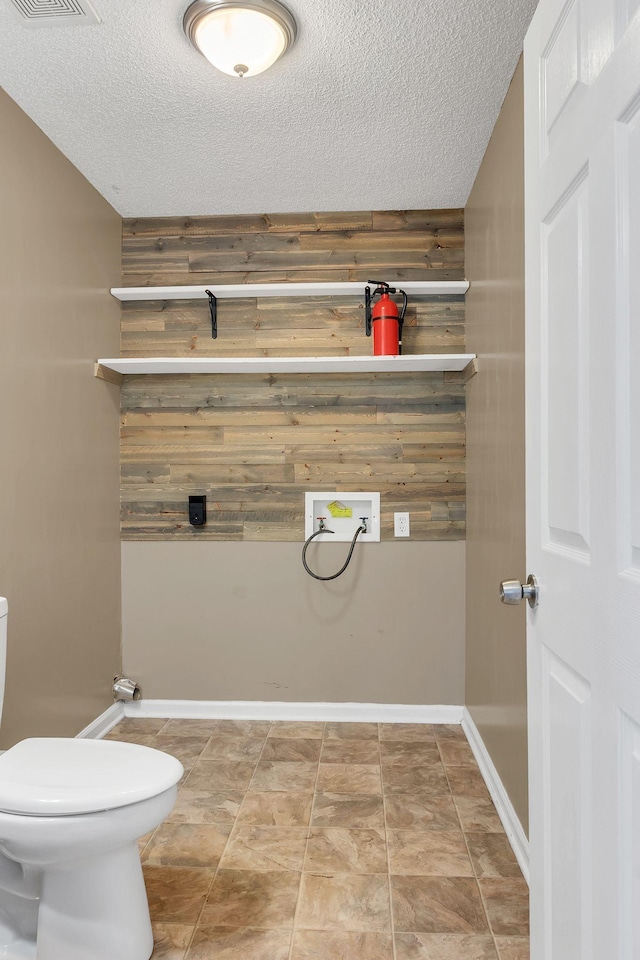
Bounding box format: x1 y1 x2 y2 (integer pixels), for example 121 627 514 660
394 512 410 537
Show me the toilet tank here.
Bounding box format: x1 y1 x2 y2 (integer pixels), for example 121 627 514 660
0 599 6 726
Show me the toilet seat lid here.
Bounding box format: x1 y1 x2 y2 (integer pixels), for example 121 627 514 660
0 739 184 816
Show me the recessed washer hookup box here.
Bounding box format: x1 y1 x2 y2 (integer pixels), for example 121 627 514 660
304 492 381 542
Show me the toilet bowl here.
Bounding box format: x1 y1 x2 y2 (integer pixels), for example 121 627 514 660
0 599 184 960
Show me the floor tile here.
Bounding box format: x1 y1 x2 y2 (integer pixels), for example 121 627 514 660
325 722 379 741
438 741 476 765
445 768 492 800
186 925 291 959
185 760 257 792
297 872 391 931
143 823 231 868
251 761 318 792
311 793 385 828
152 735 212 768
305 828 387 874
112 718 169 736
237 791 312 826
151 922 194 959
261 738 322 762
432 725 466 741
105 731 158 746
384 795 460 831
495 936 530 959
394 932 498 959
466 833 522 878
290 930 394 959
380 741 441 763
200 736 265 762
167 788 244 825
388 829 473 876
118 717 525 960
320 740 381 764
479 879 529 937
219 826 308 871
268 721 325 739
379 724 435 741
215 720 272 737
144 865 214 924
316 763 382 794
382 762 449 796
391 876 489 934
202 869 300 928
454 797 504 833
160 720 220 738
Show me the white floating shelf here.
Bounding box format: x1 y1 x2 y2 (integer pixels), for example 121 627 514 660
96 354 476 377
110 281 469 301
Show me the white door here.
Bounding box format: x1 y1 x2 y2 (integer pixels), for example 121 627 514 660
524 1 640 958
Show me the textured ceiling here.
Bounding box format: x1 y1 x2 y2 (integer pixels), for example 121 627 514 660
0 0 537 217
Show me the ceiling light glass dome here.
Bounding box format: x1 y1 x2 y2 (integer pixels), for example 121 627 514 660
183 0 297 78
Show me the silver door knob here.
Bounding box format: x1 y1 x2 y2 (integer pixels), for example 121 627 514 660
499 574 539 608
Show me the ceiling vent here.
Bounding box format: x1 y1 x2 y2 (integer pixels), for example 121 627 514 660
6 0 100 25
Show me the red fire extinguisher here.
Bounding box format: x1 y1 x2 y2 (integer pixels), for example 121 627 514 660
365 280 408 356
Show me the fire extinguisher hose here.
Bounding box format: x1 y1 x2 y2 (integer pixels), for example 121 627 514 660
302 524 366 581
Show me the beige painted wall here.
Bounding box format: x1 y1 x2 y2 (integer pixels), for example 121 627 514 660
122 541 465 705
0 90 122 746
464 60 528 831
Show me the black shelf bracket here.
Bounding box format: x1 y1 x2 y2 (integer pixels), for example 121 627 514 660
205 289 218 339
364 285 372 336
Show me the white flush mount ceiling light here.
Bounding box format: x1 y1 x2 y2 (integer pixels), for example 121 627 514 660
183 0 297 78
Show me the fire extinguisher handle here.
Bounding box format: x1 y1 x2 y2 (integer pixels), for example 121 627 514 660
368 279 397 292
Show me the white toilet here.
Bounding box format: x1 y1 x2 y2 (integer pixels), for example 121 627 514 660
0 598 184 960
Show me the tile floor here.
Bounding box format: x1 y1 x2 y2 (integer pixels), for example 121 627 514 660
106 718 529 960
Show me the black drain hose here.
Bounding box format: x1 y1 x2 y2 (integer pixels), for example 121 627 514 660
302 524 367 581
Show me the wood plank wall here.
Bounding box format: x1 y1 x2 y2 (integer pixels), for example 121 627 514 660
120 210 466 541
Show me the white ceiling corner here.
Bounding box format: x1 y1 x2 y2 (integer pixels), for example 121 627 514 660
0 0 538 217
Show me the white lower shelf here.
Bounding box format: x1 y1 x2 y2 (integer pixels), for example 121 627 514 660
96 354 476 376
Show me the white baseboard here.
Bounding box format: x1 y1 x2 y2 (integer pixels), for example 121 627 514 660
76 702 124 740
124 699 464 724
462 706 530 884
